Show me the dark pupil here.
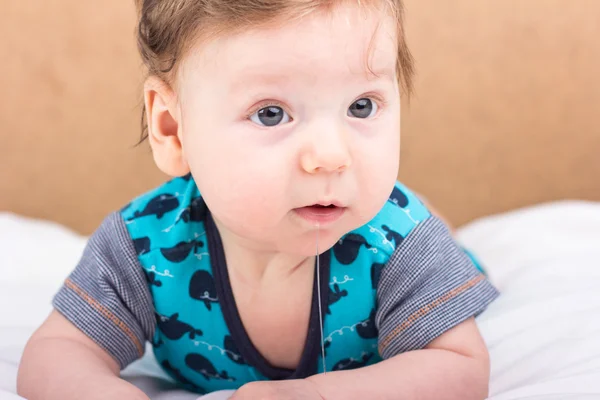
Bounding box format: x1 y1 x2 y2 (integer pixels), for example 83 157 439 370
349 98 373 118
258 106 284 126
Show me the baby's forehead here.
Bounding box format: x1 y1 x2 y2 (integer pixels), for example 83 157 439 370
180 4 398 86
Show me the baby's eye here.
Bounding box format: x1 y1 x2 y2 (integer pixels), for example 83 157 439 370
249 106 290 127
347 98 378 119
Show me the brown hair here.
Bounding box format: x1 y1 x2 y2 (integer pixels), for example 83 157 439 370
135 0 414 141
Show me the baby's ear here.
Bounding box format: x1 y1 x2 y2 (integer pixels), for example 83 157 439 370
143 76 190 177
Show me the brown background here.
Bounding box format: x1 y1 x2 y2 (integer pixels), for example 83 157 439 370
1 0 599 234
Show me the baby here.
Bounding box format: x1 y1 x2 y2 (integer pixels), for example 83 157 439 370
18 1 498 399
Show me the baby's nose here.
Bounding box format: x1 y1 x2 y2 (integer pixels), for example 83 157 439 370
300 127 352 174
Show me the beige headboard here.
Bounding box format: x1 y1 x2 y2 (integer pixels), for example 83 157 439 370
2 0 599 234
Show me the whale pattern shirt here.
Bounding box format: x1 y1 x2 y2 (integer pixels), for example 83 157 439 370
52 175 499 394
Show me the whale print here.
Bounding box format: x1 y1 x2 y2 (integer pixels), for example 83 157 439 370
130 193 180 220
223 335 246 365
370 262 384 289
155 313 203 340
163 196 207 233
145 271 162 287
160 239 204 263
132 236 151 256
327 283 348 314
333 233 373 265
381 224 404 247
185 353 235 381
161 360 206 393
179 196 206 224
356 309 378 339
388 186 409 208
189 270 219 311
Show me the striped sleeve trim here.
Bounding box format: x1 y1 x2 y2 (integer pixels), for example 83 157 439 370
379 274 485 351
64 278 144 356
54 280 145 368
376 216 499 358
52 212 155 369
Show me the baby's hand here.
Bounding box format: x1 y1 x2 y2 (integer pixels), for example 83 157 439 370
229 379 324 400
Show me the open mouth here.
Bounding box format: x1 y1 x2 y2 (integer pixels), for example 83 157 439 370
294 204 346 224
310 204 337 209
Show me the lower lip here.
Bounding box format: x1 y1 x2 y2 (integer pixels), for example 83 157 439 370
293 206 346 225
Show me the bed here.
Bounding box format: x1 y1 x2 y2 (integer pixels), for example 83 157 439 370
2 200 600 399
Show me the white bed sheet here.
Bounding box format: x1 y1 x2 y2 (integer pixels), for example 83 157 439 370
1 200 599 400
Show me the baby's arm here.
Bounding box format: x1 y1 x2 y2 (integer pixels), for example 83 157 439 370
308 317 489 400
307 204 497 399
18 310 149 400
17 212 155 399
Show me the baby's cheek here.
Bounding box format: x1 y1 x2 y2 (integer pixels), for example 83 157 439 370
210 180 281 228
355 143 399 216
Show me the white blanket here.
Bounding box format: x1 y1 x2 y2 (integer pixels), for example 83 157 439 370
1 201 599 400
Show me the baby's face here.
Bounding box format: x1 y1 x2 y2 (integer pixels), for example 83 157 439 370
178 3 401 255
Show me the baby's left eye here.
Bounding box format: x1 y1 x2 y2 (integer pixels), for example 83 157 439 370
347 98 378 119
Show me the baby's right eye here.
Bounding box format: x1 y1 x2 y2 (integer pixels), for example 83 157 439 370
249 106 291 127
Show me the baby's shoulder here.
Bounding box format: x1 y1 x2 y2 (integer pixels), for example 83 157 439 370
341 182 432 259
119 173 204 242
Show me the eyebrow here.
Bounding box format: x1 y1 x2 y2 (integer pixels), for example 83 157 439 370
363 66 396 82
232 71 291 87
229 65 396 95
226 72 296 98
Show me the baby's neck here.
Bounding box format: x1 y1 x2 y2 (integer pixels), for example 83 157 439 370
227 248 315 290
213 219 315 288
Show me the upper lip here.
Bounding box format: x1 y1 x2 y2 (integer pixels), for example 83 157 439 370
312 200 345 208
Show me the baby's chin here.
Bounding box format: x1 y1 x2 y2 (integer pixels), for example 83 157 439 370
279 222 365 257
215 203 379 255
279 236 340 258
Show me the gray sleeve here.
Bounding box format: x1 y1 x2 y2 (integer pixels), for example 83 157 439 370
52 212 155 369
376 216 499 359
